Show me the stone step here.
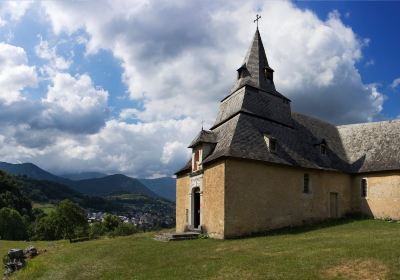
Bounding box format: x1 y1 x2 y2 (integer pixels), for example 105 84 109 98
154 232 200 242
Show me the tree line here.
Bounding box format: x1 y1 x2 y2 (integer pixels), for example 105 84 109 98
0 170 136 241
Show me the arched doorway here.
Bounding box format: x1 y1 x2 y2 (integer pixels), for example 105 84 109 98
192 187 201 228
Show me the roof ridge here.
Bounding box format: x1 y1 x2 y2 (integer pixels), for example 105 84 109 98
337 118 400 128
292 111 336 127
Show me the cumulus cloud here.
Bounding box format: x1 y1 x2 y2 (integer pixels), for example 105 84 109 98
391 78 400 89
35 36 72 75
0 0 389 177
0 118 196 177
0 43 37 104
39 73 109 133
41 0 384 125
0 1 32 26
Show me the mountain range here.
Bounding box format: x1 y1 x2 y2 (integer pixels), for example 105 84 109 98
0 162 176 201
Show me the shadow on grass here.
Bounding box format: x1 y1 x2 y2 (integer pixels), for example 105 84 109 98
227 214 372 240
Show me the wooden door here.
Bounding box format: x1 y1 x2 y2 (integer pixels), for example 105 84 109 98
193 191 201 228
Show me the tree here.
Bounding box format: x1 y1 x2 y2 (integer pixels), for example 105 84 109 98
103 214 121 232
55 199 88 241
0 171 32 218
0 208 28 240
33 212 60 240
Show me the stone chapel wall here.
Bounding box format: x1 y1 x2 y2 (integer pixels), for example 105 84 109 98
176 174 190 232
352 172 400 219
175 161 226 238
223 158 353 238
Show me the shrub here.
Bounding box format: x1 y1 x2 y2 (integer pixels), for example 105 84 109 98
112 222 137 237
89 222 106 239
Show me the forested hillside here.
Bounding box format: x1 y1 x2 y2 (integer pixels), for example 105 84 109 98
0 170 32 218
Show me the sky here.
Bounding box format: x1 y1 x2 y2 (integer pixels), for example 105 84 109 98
0 0 399 178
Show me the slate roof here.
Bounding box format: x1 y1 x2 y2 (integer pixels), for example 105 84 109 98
188 130 217 148
213 86 293 129
176 28 400 175
337 120 400 173
203 112 350 172
229 28 289 101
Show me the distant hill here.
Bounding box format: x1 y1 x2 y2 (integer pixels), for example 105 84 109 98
139 177 176 202
0 161 173 200
0 162 70 185
71 174 158 197
60 172 108 181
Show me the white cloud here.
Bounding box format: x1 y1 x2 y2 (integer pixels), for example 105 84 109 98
0 1 388 177
161 141 188 165
119 108 139 121
41 0 384 125
0 43 37 104
0 71 109 138
0 1 32 26
35 36 72 75
0 118 196 177
37 73 109 134
391 78 400 89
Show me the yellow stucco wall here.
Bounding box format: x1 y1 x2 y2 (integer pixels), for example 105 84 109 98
176 174 190 232
352 172 400 219
177 158 400 239
224 159 353 238
202 161 225 238
175 161 225 238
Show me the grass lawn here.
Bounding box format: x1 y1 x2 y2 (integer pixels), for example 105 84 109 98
4 219 400 280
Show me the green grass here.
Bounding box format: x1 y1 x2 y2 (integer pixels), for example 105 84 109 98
32 203 56 215
4 219 400 279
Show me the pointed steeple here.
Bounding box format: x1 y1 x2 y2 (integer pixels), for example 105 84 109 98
231 28 276 93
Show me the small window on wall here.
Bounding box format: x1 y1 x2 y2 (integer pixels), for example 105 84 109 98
303 174 310 194
185 209 189 223
361 178 368 198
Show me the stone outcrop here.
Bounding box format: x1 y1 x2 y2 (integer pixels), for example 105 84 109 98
3 246 40 278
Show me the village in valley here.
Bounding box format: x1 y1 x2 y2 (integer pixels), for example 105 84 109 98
87 206 175 230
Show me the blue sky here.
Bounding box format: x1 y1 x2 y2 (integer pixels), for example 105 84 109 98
0 1 398 177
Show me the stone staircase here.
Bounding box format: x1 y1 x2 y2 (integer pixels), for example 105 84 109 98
154 232 201 241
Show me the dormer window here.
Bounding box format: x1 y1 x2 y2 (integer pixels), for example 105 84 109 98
237 65 248 80
316 139 328 155
264 134 277 153
264 67 274 83
192 148 202 172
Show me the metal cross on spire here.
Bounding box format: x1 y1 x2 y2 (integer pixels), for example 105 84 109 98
254 14 261 28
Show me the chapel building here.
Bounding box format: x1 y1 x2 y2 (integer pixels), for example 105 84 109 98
175 27 400 239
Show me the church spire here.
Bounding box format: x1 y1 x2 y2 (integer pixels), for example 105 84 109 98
231 24 276 93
